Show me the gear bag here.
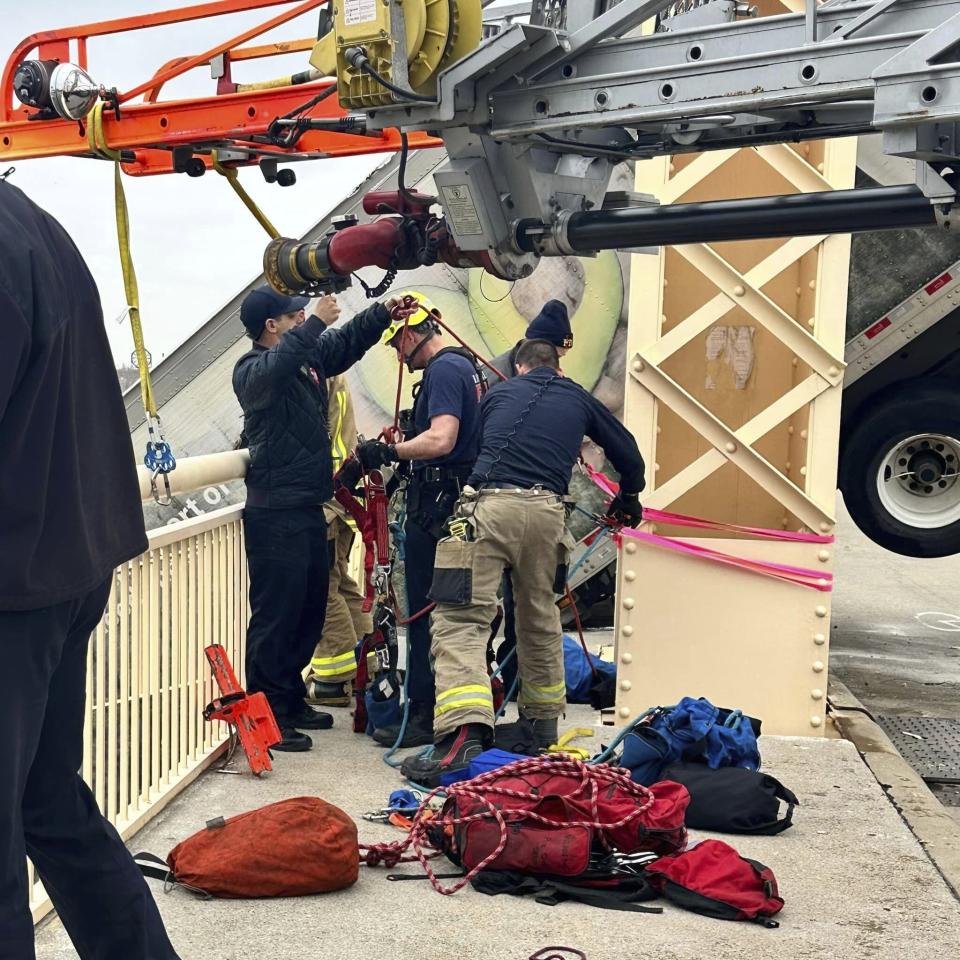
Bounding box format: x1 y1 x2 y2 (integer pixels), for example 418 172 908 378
620 697 761 785
435 760 689 878
660 762 798 835
136 797 359 898
645 839 784 927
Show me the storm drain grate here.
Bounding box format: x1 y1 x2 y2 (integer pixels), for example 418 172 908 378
877 715 960 784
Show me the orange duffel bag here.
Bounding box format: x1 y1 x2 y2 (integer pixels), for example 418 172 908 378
136 797 358 898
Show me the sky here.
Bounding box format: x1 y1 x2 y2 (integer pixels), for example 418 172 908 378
3 1 388 365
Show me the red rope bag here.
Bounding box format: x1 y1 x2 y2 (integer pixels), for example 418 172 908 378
361 757 688 895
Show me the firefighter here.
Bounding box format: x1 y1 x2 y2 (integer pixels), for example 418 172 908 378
487 299 576 697
0 181 180 958
305 372 373 705
401 338 645 784
356 291 483 748
234 286 401 752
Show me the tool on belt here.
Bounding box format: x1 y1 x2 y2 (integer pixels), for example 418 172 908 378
203 645 281 776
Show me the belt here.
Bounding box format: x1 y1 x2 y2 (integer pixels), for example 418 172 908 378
482 482 561 496
412 465 471 484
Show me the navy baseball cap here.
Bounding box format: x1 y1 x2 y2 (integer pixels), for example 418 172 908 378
240 285 310 338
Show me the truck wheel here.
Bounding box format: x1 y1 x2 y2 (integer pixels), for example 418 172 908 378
841 383 960 558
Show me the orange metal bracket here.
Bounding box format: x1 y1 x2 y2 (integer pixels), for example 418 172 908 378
0 0 440 174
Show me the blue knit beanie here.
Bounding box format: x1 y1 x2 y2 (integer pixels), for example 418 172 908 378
525 300 573 348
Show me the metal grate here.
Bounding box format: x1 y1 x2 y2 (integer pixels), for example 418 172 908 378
877 715 960 784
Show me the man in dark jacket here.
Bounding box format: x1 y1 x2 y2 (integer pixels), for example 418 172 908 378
233 285 399 751
0 182 180 959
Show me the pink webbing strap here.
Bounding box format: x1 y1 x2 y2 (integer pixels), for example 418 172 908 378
581 462 833 590
581 462 834 545
614 526 833 592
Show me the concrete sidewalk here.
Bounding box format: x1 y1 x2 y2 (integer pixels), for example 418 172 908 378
35 702 960 960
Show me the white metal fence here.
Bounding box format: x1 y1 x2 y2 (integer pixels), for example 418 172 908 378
29 504 248 920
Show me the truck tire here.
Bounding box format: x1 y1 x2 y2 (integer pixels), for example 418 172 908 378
841 381 960 558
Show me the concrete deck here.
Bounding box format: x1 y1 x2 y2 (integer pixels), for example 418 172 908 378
35 701 960 960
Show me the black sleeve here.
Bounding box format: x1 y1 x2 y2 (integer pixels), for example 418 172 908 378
232 313 326 413
313 302 391 377
0 279 30 422
584 392 646 495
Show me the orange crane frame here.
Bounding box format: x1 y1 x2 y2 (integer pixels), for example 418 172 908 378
0 0 439 176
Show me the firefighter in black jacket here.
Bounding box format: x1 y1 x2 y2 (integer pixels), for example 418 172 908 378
402 339 645 785
0 181 180 958
233 286 401 751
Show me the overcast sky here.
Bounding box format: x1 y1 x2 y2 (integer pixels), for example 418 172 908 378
5 1 387 364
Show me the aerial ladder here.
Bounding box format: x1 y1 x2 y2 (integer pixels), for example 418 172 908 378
4 0 960 733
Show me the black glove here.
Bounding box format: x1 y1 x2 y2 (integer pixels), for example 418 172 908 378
356 440 397 472
334 457 363 493
608 492 642 527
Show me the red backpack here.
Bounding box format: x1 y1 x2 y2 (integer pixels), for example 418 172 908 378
645 839 784 926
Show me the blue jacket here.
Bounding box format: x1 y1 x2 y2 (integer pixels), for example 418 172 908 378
233 304 390 508
468 367 646 496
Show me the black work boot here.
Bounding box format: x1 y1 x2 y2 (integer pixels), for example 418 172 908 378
400 724 493 788
305 678 352 707
291 705 334 730
372 701 434 748
522 714 559 750
271 728 313 752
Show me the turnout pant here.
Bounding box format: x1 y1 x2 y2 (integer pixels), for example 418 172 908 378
243 504 329 725
310 511 371 683
431 490 568 737
0 581 179 960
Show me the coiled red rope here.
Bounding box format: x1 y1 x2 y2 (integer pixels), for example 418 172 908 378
359 756 655 895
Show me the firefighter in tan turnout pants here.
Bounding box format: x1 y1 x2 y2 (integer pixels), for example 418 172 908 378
401 339 646 786
305 373 373 705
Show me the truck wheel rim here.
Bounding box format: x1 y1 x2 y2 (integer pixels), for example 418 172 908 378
877 433 960 529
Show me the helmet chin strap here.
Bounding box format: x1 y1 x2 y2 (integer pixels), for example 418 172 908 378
403 326 436 372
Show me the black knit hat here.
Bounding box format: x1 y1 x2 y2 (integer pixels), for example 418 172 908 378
525 300 573 348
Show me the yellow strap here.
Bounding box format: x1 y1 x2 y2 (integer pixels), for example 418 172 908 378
87 103 157 419
211 150 280 240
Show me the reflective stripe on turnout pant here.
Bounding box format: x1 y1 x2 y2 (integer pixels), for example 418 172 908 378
431 490 567 737
311 511 370 680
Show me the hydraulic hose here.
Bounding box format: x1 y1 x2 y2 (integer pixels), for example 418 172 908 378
516 183 944 253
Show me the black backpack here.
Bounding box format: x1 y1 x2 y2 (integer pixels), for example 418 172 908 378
661 762 798 835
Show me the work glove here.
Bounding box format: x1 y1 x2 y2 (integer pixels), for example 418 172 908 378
356 440 397 472
334 456 363 493
608 492 642 528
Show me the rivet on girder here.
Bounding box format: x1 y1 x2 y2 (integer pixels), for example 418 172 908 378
624 570 636 582
625 542 637 554
621 625 634 637
733 284 745 297
619 706 631 718
812 661 824 673
621 652 634 664
815 605 827 618
814 633 826 645
818 550 830 562
811 689 824 700
620 680 632 691
725 441 737 453
810 716 823 728
623 598 635 610
632 359 644 372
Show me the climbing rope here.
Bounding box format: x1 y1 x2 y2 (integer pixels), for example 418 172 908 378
87 102 176 504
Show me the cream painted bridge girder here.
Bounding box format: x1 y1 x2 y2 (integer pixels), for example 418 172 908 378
614 1 854 736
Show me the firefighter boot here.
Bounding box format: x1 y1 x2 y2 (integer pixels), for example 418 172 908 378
305 678 352 707
400 724 493 788
372 701 433 748
522 713 558 750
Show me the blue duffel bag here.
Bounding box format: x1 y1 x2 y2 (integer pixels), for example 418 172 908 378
619 697 761 786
